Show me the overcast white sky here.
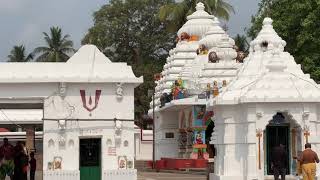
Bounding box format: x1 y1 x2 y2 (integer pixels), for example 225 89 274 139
0 0 260 61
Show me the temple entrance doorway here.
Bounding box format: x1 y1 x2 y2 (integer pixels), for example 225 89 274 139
265 112 290 175
266 125 289 175
80 138 101 180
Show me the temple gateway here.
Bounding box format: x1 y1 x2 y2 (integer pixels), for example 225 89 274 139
150 3 320 180
0 45 142 180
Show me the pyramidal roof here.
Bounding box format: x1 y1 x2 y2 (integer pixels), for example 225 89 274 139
0 45 142 84
215 18 320 104
67 44 111 64
152 3 217 109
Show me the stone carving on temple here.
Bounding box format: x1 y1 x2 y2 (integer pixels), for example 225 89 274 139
222 80 227 87
208 51 219 63
171 78 187 100
213 81 219 97
116 82 124 100
196 44 209 55
180 32 190 41
59 82 67 99
160 92 172 107
236 51 246 63
206 83 211 99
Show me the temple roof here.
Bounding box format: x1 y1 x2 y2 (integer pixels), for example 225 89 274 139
214 18 320 105
0 45 143 84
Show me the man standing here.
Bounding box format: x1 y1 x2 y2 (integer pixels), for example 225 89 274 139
271 144 287 180
0 138 14 180
300 143 319 180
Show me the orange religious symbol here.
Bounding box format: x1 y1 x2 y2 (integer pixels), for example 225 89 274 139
256 129 263 170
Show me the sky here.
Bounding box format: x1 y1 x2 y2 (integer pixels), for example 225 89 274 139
0 0 260 61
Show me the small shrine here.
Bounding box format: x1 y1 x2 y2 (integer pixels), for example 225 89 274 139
0 45 142 180
209 18 320 180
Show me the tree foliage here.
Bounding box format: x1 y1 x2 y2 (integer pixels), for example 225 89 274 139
82 0 176 120
7 45 33 62
159 0 234 32
248 0 320 81
34 27 75 62
234 34 249 53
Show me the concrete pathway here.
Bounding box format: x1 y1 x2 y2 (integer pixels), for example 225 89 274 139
138 171 207 180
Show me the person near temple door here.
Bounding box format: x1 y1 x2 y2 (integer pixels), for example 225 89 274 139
271 144 287 180
0 138 14 180
29 152 36 180
300 143 319 180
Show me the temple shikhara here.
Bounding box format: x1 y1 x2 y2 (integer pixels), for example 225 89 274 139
150 2 320 180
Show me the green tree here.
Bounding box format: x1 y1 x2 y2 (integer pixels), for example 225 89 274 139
7 45 33 62
82 0 176 120
33 27 75 62
248 0 320 81
234 34 249 53
159 0 234 32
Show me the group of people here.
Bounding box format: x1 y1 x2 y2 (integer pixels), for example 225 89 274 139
271 143 319 180
0 138 36 180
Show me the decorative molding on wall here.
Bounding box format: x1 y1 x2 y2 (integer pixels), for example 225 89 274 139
103 169 137 180
43 170 80 180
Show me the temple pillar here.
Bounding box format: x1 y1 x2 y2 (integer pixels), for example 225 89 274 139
25 125 35 153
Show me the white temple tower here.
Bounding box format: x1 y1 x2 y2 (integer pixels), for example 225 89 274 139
209 18 320 180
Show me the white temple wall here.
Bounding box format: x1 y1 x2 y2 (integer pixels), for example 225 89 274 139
212 105 258 179
0 83 57 99
42 83 137 179
154 111 179 160
44 83 135 120
43 120 135 170
211 102 320 180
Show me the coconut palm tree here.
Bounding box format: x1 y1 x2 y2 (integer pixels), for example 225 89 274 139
7 45 33 62
159 0 234 32
33 26 75 62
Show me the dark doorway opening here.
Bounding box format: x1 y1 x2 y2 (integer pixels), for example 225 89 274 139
80 138 101 180
266 125 289 175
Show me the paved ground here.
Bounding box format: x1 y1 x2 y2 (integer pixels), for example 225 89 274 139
5 171 206 180
138 171 207 180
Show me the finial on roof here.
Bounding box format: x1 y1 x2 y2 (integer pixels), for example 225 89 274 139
250 17 286 53
263 17 273 26
196 2 205 11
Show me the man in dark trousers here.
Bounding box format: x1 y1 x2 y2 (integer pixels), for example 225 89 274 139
271 144 287 180
29 152 36 180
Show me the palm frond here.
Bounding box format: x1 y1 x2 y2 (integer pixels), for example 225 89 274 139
35 26 74 62
33 47 51 54
35 52 50 62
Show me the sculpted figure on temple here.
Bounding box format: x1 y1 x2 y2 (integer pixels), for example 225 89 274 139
222 80 227 87
196 132 203 144
236 51 246 63
208 51 219 63
206 83 211 99
180 32 190 41
196 44 208 55
172 79 186 100
160 93 172 107
213 81 219 97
